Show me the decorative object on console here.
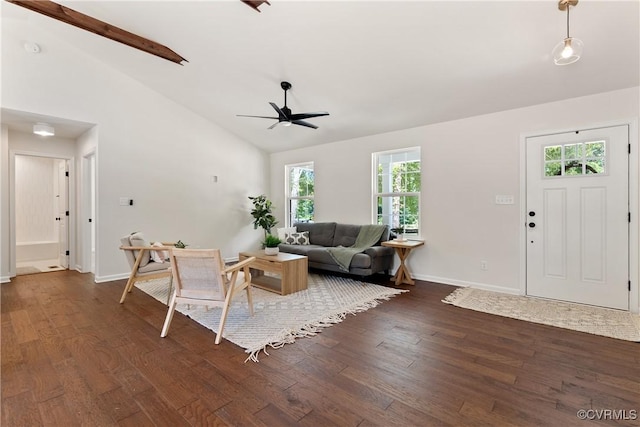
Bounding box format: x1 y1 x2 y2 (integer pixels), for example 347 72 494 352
263 234 282 255
390 227 406 242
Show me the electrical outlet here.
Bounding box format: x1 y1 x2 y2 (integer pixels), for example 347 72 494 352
480 260 488 271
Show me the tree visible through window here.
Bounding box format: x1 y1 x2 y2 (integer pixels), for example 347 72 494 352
286 162 314 225
544 140 606 177
373 148 421 236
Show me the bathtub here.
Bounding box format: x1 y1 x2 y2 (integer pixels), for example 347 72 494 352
16 241 59 262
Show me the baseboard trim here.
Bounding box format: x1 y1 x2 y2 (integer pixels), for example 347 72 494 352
1 276 11 283
412 273 522 295
95 273 129 283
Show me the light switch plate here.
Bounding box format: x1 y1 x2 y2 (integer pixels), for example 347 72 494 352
495 195 514 205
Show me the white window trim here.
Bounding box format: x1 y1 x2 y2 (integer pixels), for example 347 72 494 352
285 161 314 227
372 147 421 235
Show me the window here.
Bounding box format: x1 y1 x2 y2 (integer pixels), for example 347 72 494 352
373 148 421 236
286 162 314 226
544 140 606 177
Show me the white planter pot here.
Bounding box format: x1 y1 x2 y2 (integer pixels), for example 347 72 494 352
264 247 279 255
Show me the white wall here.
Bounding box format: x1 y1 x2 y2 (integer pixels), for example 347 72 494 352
76 126 98 273
1 17 269 282
0 126 9 281
271 87 640 303
15 155 58 242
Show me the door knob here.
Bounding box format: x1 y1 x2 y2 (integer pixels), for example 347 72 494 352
528 222 536 228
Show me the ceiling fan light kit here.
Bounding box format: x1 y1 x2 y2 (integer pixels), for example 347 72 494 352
552 0 583 65
237 81 329 130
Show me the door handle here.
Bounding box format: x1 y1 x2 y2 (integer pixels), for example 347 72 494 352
528 211 536 217
528 222 536 228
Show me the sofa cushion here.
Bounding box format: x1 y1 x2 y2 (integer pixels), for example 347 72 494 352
129 232 150 267
332 224 361 247
283 231 310 245
278 244 323 256
277 226 297 240
294 222 336 247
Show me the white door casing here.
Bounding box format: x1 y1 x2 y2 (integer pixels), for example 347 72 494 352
526 125 629 310
56 160 69 268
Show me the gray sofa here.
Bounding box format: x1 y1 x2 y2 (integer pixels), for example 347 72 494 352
278 222 394 276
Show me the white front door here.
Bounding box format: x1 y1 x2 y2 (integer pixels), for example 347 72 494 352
56 160 69 268
526 125 629 310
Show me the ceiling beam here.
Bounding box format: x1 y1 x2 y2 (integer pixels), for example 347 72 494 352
241 0 271 13
5 0 187 65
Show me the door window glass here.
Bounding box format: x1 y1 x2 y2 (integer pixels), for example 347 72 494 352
544 140 606 178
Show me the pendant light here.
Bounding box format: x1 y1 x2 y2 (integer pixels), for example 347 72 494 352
552 0 583 65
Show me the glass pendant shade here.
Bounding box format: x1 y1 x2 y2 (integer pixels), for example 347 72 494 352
552 37 583 65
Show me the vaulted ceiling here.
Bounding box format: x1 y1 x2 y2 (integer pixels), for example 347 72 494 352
2 1 639 153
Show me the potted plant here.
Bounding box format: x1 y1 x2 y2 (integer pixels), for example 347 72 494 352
391 226 406 242
249 195 278 239
263 234 281 255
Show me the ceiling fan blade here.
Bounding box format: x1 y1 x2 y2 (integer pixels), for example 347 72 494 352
290 112 330 120
269 102 288 120
292 120 318 129
237 114 279 119
267 122 280 130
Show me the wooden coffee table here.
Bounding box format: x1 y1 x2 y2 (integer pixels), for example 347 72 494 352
239 251 308 295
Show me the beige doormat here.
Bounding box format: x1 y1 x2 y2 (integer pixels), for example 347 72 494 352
443 287 640 342
136 274 407 361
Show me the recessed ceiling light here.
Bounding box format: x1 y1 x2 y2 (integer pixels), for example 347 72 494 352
33 123 55 136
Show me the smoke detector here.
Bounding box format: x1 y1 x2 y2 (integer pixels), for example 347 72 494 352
24 42 41 54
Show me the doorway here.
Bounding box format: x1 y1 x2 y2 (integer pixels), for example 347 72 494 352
14 154 69 275
525 125 629 310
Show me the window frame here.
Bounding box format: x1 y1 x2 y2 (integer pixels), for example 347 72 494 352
372 147 421 237
285 161 315 227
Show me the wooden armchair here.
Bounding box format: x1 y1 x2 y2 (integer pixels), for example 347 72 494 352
160 249 256 344
119 233 174 304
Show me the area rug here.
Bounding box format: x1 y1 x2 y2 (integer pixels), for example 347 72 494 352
136 274 407 361
443 287 640 342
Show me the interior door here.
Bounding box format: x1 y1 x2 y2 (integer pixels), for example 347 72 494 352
57 160 69 268
526 125 629 310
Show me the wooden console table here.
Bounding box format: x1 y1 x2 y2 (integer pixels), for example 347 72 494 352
381 240 425 285
239 251 308 295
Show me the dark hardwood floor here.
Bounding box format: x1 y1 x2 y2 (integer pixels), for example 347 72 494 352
2 270 639 426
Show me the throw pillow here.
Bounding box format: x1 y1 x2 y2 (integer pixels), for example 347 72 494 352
150 241 168 263
284 231 310 245
277 226 297 240
129 232 151 267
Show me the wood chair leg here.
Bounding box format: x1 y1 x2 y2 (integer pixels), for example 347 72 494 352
246 284 254 316
119 276 136 303
216 303 231 345
216 286 236 345
166 276 173 306
160 293 178 337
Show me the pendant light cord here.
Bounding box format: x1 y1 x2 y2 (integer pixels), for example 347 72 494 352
566 4 571 38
